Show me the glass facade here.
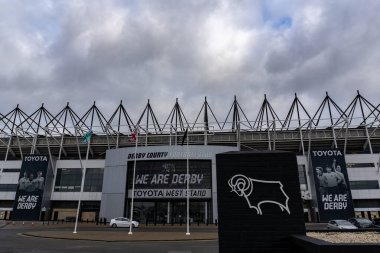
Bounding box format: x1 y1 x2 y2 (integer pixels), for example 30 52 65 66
298 165 307 190
2 169 20 173
54 168 82 192
346 163 375 168
84 168 104 192
0 184 17 191
53 168 104 192
125 159 213 224
128 200 211 224
350 180 380 190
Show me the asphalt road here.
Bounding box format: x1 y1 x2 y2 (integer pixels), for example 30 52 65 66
0 225 218 253
0 222 329 253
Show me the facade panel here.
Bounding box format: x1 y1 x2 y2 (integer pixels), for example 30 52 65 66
0 150 379 221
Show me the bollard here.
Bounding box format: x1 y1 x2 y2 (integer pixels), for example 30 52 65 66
32 222 34 227
215 219 218 226
22 221 25 226
12 221 15 226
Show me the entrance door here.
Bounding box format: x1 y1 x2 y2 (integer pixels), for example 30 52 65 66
156 202 167 224
190 202 205 223
172 202 186 224
130 201 210 224
131 202 155 224
171 201 207 224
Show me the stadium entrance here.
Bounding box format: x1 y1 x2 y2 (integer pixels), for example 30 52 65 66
125 159 212 224
99 145 236 222
128 200 211 224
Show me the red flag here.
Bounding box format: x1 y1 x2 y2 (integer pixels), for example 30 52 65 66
131 131 137 142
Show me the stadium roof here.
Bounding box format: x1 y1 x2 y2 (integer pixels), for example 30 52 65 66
1 91 379 160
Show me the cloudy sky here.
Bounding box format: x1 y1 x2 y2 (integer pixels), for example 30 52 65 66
1 0 379 127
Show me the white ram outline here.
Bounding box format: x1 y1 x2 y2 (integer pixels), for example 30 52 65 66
228 174 291 215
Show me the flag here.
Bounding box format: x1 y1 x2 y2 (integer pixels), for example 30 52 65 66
82 129 92 144
130 130 137 142
181 128 188 146
131 132 136 141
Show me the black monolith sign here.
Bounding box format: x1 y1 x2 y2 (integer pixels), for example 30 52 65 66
216 151 305 253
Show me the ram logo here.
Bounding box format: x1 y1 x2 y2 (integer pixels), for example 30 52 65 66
228 174 291 215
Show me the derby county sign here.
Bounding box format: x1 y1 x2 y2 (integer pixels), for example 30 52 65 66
127 160 212 199
216 151 305 253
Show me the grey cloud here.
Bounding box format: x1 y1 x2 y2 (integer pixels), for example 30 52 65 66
263 1 380 101
0 0 379 126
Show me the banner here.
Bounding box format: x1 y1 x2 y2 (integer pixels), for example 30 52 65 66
310 149 355 222
12 155 49 220
127 160 211 199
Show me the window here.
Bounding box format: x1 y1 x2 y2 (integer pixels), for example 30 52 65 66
83 168 104 192
346 163 375 168
0 184 18 191
298 165 307 190
54 168 82 192
2 168 20 172
349 180 380 190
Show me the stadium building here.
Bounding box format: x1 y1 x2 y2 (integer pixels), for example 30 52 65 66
0 92 380 223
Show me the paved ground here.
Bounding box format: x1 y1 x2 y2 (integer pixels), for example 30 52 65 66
14 222 218 242
0 222 219 253
0 221 328 253
24 230 218 242
1 221 379 253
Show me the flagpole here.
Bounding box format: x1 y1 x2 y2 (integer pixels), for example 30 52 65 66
186 129 190 236
129 128 138 235
44 127 57 222
73 127 91 234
